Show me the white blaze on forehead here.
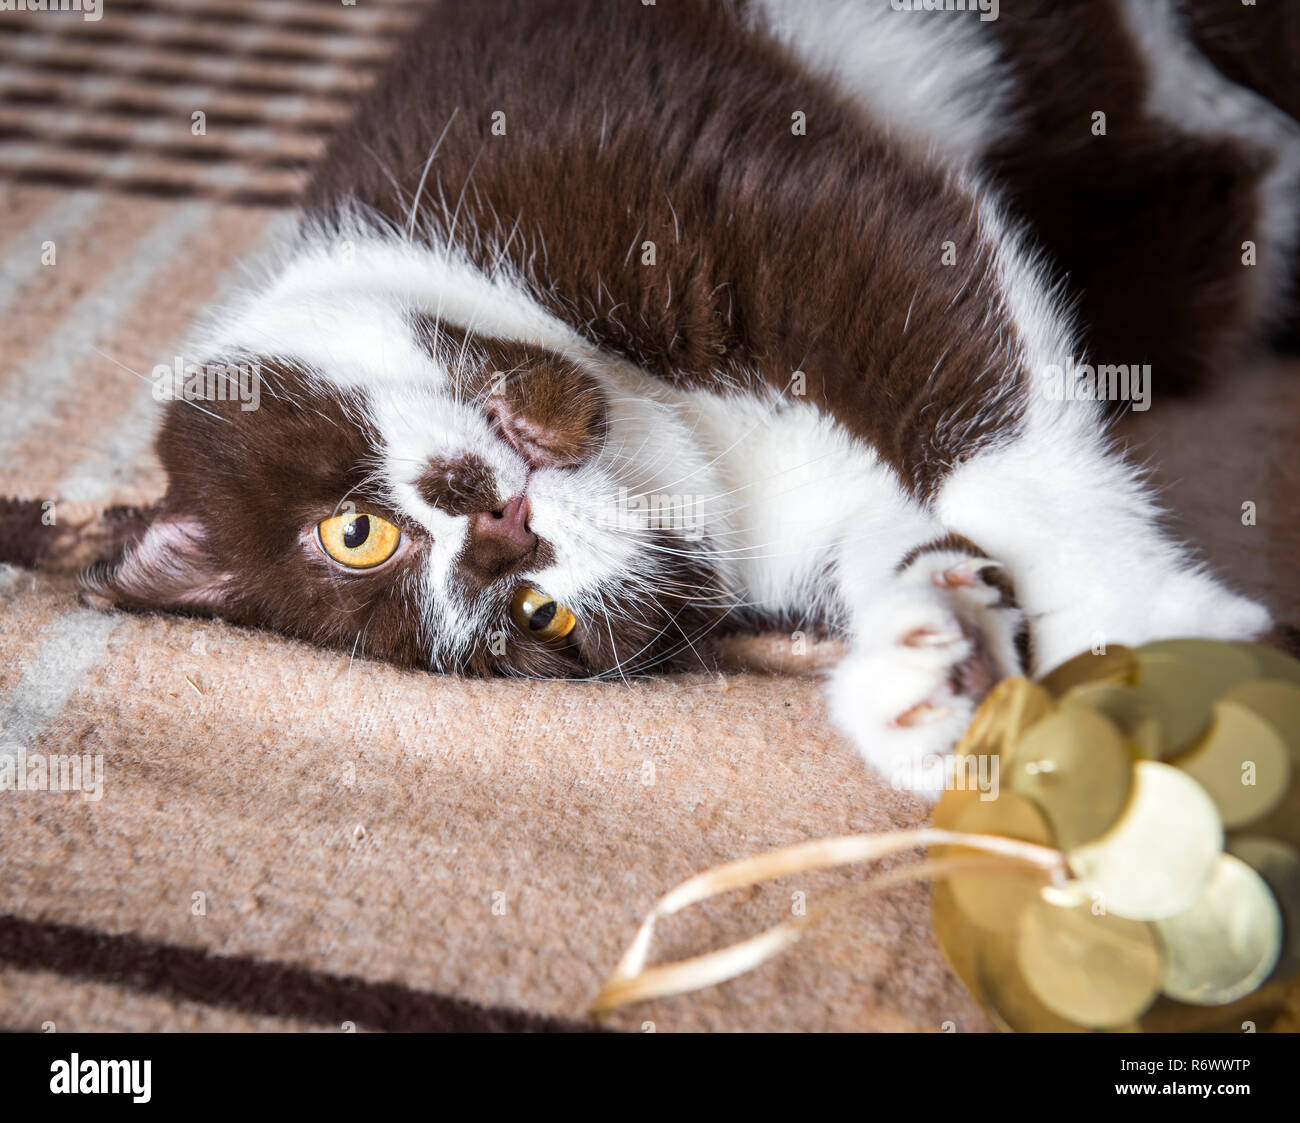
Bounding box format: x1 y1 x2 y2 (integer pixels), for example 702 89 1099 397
361 379 527 619
194 287 439 391
191 229 589 389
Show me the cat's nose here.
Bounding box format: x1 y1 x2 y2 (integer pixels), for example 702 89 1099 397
466 496 537 574
475 495 531 545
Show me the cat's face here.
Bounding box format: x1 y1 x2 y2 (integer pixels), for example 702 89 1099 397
83 266 727 677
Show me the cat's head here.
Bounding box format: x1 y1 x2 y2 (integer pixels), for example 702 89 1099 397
81 239 727 677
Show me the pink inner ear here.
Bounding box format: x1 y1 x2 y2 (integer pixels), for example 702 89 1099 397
113 517 230 609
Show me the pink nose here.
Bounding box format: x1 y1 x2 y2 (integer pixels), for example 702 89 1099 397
471 495 534 552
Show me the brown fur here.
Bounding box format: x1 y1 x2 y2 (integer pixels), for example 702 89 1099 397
1185 0 1300 350
305 0 1026 500
416 455 499 518
1186 0 1300 125
414 324 610 472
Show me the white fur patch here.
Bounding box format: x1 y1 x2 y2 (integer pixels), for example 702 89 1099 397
190 228 588 391
749 0 1019 169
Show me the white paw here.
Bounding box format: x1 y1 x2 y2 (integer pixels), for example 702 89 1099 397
828 551 1026 799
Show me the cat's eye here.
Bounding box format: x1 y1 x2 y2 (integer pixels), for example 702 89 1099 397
511 586 576 642
316 512 402 569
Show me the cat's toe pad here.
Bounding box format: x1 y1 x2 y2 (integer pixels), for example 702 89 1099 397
827 551 1026 796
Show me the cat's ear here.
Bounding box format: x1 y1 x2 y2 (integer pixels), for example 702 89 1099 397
80 510 231 615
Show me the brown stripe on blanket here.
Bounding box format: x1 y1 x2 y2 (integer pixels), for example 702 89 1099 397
0 17 400 67
107 0 425 34
0 0 421 206
0 915 606 1033
0 156 308 211
0 115 321 171
0 965 342 1033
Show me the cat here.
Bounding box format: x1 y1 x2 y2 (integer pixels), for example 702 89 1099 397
80 0 1300 793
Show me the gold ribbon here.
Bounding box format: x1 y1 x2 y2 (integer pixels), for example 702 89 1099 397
590 828 1067 1014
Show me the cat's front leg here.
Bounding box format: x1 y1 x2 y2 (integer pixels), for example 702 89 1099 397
827 536 1027 796
933 407 1272 675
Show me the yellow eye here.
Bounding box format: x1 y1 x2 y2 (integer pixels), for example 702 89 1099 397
317 512 402 569
511 586 576 642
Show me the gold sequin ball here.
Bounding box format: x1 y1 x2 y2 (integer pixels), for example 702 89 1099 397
932 640 1300 1032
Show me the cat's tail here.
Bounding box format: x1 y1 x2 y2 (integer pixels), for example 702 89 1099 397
0 497 156 582
1188 0 1300 128
1186 0 1300 352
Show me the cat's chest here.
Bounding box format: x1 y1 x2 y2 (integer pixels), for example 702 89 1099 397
681 391 931 616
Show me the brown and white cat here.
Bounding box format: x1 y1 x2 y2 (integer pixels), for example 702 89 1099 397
80 0 1300 792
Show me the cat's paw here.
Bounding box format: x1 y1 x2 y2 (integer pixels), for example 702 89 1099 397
826 551 1026 798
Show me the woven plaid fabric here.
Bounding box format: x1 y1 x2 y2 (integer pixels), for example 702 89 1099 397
1 0 1298 1034
0 0 421 206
